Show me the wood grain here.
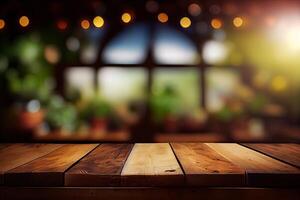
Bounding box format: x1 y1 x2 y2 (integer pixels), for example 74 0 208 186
0 144 11 151
171 143 245 186
242 143 300 168
207 143 300 186
65 144 133 186
121 143 184 186
5 144 98 186
0 143 62 185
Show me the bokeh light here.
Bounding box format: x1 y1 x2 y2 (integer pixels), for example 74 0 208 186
188 3 202 17
180 17 191 28
19 16 30 27
57 20 68 30
211 18 222 29
0 19 5 29
158 13 168 23
146 0 159 13
66 37 80 52
271 76 287 92
233 17 244 28
121 13 132 23
93 16 104 28
44 45 61 64
81 19 90 29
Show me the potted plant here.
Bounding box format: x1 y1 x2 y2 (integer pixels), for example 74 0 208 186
45 95 78 135
150 86 180 132
81 98 112 133
6 68 53 130
3 34 53 131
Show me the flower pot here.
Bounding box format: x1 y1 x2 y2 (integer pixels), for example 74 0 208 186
18 110 45 130
90 117 108 133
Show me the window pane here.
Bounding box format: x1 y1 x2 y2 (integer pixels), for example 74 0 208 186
152 67 200 115
206 68 240 112
98 67 147 104
154 25 200 64
65 67 95 98
102 24 150 64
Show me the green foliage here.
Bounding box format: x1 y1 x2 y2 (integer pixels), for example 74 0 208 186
81 98 112 120
151 85 180 122
2 33 53 103
45 95 77 131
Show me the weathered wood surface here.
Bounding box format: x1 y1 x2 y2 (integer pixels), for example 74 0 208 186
207 143 300 186
242 143 300 168
65 144 133 186
5 144 98 186
171 143 245 186
0 143 300 188
121 143 184 186
0 143 62 185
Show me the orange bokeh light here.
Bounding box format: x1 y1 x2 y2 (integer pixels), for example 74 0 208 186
233 17 244 28
19 16 30 27
211 18 222 29
0 19 5 29
158 13 168 23
81 19 90 29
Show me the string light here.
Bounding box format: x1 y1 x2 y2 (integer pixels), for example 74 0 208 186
19 16 29 27
180 17 191 28
93 16 104 28
233 17 243 28
81 19 90 29
0 19 5 29
121 12 132 23
211 18 222 29
158 13 168 23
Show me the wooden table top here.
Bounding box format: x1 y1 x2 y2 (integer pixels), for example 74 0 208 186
0 143 300 187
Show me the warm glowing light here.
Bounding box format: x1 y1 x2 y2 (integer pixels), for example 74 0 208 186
264 16 276 27
93 16 104 28
81 19 90 29
270 14 300 52
44 45 60 64
211 18 222 29
188 3 201 16
271 76 287 92
180 17 191 28
122 13 132 23
19 16 29 27
158 13 168 23
57 20 68 30
233 17 243 28
0 19 5 29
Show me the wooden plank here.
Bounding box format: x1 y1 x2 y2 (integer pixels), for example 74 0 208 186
171 143 245 186
0 144 11 151
1 187 300 200
242 143 300 168
5 144 98 186
0 143 62 185
65 144 133 186
121 143 184 186
207 143 300 186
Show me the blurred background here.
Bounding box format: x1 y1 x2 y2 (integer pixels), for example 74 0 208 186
0 0 300 143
